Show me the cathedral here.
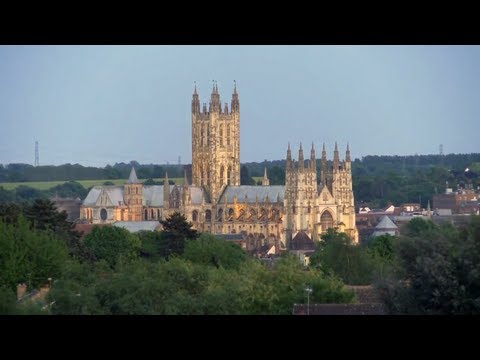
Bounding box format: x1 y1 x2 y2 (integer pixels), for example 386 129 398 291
80 82 358 250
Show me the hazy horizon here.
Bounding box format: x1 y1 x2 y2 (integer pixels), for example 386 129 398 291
1 45 479 167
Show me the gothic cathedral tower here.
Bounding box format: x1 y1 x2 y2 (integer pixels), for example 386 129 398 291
191 81 240 203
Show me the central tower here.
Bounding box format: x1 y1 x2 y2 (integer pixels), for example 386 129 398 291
191 81 240 203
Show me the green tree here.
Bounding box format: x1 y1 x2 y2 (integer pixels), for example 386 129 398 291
240 165 255 185
84 226 141 268
160 212 198 258
183 233 247 270
310 229 375 285
138 230 168 261
0 215 69 291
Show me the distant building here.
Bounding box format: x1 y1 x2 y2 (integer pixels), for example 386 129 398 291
80 83 359 253
370 215 398 239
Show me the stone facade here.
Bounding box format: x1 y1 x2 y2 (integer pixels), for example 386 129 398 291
80 82 358 250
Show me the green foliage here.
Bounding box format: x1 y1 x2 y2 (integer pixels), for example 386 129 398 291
378 216 480 314
0 215 69 291
240 165 255 185
310 229 375 285
405 217 437 237
160 212 198 258
183 233 247 270
138 230 168 261
368 234 396 260
84 226 141 268
48 180 87 199
0 285 17 314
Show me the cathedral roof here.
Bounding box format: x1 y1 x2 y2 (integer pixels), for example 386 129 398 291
83 186 124 206
143 185 173 206
219 186 285 204
83 185 174 207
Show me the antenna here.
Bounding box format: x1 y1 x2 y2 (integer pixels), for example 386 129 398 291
34 141 39 167
178 156 181 165
439 144 444 156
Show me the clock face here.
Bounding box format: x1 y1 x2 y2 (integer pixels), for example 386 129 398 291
100 208 107 221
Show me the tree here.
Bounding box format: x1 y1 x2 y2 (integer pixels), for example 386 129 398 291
160 212 198 258
183 233 246 270
84 226 141 268
309 229 375 285
137 230 168 261
0 215 69 291
240 165 255 185
24 199 85 259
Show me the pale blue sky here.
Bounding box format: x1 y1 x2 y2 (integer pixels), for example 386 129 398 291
0 45 479 166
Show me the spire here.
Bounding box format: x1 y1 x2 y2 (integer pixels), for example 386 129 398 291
192 81 200 114
231 80 239 113
321 142 327 186
346 142 351 162
128 167 139 184
210 80 220 112
286 142 292 170
262 167 270 186
334 142 339 172
310 142 316 170
298 143 304 171
322 142 326 159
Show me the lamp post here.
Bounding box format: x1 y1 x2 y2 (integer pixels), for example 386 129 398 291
305 286 313 315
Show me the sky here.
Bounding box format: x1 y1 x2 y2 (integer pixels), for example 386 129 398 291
0 45 479 167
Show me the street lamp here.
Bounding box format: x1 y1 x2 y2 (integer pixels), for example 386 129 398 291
305 286 313 315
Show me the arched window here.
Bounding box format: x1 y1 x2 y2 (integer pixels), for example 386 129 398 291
217 208 223 222
220 165 225 186
100 208 107 221
321 211 334 232
226 124 231 146
192 210 198 222
151 209 155 219
199 164 203 186
260 208 267 220
228 208 234 221
207 125 210 146
157 209 161 219
205 210 212 222
200 126 204 147
219 124 224 147
227 165 232 185
144 209 148 220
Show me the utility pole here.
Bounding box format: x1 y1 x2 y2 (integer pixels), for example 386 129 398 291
34 141 39 167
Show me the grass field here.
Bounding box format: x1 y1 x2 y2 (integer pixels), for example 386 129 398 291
0 178 184 191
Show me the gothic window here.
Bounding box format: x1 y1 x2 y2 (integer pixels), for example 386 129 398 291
226 124 231 146
192 210 198 222
219 124 224 147
157 209 161 219
228 208 234 221
207 125 210 146
227 165 232 185
220 165 225 186
100 208 107 221
205 210 212 222
199 165 204 186
144 209 148 220
151 209 155 219
321 211 334 232
249 208 257 219
200 127 204 147
217 208 223 222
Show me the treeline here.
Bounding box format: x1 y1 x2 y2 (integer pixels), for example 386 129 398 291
2 153 480 209
0 162 184 183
